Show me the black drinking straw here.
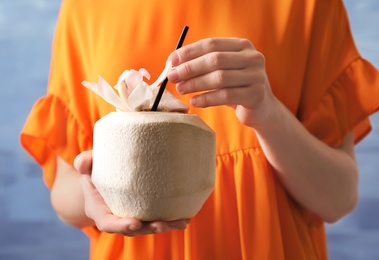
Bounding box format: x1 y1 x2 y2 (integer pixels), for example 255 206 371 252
151 26 189 111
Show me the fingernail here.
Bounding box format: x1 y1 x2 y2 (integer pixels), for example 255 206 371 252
169 223 185 230
128 225 139 231
168 68 179 83
190 96 198 106
73 155 81 171
168 52 179 66
176 83 185 94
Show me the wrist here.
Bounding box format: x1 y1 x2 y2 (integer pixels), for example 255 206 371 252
247 96 285 133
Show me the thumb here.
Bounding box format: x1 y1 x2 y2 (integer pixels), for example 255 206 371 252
74 150 93 174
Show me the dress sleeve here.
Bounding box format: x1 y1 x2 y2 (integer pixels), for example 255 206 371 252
20 95 93 188
298 1 379 146
302 58 379 146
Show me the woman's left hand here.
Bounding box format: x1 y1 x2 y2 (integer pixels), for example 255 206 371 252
74 151 191 236
167 37 276 127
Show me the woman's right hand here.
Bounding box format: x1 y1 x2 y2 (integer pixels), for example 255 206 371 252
74 151 190 236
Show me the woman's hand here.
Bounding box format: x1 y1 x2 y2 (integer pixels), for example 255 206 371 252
74 151 190 236
167 37 276 127
166 37 359 222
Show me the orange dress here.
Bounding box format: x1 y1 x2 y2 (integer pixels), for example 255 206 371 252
21 0 379 259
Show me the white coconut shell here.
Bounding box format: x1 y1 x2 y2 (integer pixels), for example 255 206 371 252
92 112 216 221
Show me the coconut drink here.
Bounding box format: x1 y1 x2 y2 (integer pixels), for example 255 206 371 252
82 61 216 221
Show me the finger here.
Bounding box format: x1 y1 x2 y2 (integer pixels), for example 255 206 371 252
134 222 170 235
97 214 143 235
80 175 112 218
80 175 144 234
168 51 252 84
167 219 191 230
74 150 93 174
169 38 253 66
175 69 252 95
127 219 190 236
190 84 265 109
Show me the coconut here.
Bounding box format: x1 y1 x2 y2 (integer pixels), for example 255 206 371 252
82 61 216 221
91 111 216 221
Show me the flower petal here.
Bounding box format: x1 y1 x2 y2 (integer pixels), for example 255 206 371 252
139 68 151 80
128 81 154 111
82 76 130 111
149 61 172 89
115 70 131 102
125 70 144 94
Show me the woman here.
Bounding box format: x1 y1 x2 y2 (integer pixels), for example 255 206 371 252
21 0 379 259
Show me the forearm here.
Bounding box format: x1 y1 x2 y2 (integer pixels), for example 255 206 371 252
50 157 95 228
253 98 358 223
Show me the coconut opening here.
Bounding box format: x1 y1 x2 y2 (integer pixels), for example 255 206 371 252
139 87 189 113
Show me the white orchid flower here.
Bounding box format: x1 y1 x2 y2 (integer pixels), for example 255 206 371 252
82 61 172 111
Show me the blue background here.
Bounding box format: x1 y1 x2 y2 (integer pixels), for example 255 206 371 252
0 1 378 259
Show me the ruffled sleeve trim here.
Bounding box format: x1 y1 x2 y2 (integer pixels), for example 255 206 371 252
20 94 93 188
302 57 379 146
